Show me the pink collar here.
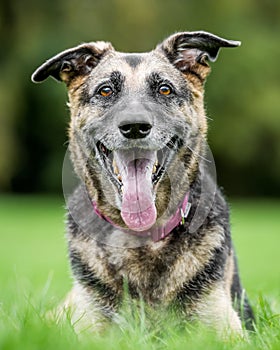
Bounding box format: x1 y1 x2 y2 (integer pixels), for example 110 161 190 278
92 192 191 242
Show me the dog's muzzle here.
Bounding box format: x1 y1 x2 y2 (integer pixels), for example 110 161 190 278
95 134 180 232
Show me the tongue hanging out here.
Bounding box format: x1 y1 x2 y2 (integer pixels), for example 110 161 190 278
114 150 157 231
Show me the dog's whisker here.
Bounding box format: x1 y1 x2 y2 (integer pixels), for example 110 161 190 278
187 145 212 163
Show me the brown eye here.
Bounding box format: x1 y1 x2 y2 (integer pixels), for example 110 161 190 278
159 85 172 95
99 86 113 97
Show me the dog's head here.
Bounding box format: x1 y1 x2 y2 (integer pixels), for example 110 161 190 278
32 32 240 232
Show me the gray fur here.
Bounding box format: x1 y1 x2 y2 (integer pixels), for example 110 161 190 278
32 31 253 335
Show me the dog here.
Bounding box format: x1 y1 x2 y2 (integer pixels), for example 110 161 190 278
32 31 254 335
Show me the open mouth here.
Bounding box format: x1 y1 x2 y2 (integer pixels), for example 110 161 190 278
95 136 179 232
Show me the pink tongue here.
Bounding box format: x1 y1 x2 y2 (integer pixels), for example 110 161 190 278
116 152 157 231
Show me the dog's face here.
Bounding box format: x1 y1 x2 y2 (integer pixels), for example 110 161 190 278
32 32 240 231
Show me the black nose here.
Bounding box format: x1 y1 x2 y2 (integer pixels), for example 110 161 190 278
119 122 152 139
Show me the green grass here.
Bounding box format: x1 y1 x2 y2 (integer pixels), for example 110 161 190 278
0 195 280 349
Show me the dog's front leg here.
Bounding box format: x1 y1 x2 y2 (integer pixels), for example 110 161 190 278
55 283 114 333
191 282 243 338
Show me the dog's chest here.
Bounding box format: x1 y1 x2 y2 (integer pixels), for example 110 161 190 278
103 240 189 304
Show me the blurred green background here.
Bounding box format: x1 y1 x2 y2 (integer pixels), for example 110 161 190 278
1 0 280 196
0 3 280 345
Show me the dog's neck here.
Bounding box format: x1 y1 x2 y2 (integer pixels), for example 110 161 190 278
92 192 191 242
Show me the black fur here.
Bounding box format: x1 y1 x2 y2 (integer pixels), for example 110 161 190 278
32 31 253 334
123 54 143 68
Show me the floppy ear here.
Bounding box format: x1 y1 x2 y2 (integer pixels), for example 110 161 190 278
31 41 114 85
157 31 241 81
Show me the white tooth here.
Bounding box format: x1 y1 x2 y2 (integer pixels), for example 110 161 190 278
113 159 119 175
121 186 124 193
153 165 157 174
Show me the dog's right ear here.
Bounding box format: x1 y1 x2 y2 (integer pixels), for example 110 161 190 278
31 41 114 85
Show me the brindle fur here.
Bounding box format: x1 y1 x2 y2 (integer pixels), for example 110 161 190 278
32 31 254 335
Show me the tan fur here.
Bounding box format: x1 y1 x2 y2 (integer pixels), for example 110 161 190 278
224 251 235 299
68 224 225 305
59 284 110 333
32 32 250 337
191 282 243 337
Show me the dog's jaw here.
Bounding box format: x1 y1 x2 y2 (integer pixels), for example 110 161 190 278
93 133 182 232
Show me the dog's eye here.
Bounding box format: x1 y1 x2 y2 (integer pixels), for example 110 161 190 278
99 86 113 97
159 84 172 96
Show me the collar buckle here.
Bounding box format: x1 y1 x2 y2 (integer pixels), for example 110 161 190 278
180 202 192 225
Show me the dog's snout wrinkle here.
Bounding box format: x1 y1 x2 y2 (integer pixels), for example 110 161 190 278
119 122 152 139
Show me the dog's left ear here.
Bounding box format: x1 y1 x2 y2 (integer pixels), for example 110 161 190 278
157 31 240 81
